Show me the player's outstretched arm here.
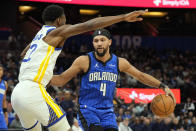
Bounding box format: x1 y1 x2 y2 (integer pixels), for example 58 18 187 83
119 57 176 105
45 9 148 47
50 56 88 87
59 9 148 38
119 57 161 88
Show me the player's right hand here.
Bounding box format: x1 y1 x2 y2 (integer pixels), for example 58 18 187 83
164 86 176 107
124 9 148 22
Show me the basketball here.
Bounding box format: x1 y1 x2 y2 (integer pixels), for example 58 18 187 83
150 94 175 117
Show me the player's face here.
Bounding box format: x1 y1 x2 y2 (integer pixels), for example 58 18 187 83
93 35 111 57
0 67 3 78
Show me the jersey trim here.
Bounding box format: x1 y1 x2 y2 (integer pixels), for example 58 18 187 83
55 47 63 50
78 107 89 131
44 25 56 28
45 27 62 51
46 28 56 35
117 57 120 73
39 84 63 118
92 51 113 66
45 114 66 128
33 46 54 83
23 121 38 130
33 45 63 118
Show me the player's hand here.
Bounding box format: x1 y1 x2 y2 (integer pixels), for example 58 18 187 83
164 86 176 107
124 9 148 22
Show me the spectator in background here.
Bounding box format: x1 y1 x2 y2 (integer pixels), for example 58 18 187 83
183 117 191 130
9 114 22 129
135 103 146 115
183 97 195 113
141 106 149 117
188 111 194 120
130 117 143 131
60 90 74 126
170 118 181 131
7 33 17 50
116 107 125 120
119 117 133 131
190 117 196 131
142 117 151 131
151 116 162 131
123 110 131 120
162 117 172 131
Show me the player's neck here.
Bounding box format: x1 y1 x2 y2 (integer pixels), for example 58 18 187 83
95 52 111 63
45 22 56 27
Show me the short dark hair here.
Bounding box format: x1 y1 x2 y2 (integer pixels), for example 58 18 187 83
42 4 64 23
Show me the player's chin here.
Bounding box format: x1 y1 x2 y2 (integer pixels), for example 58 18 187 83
97 52 105 57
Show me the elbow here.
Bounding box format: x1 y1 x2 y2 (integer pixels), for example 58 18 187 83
137 72 146 82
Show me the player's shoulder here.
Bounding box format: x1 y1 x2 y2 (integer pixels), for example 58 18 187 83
74 55 90 72
77 55 89 61
118 57 127 63
74 55 89 64
47 24 72 35
118 57 131 72
56 24 72 30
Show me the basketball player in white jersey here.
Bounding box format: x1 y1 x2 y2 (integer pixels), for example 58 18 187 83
11 4 148 131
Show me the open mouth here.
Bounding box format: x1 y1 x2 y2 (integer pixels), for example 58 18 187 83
97 48 103 50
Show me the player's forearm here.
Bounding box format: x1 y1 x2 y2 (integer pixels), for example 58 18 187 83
63 14 126 38
84 14 125 31
138 73 161 88
51 75 66 87
4 112 8 125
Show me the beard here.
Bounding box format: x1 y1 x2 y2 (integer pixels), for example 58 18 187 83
94 46 108 57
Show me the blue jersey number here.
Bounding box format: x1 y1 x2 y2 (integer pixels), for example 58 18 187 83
22 44 38 62
100 83 106 96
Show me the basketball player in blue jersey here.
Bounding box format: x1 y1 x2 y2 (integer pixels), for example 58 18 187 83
11 4 148 131
50 29 176 131
0 65 8 129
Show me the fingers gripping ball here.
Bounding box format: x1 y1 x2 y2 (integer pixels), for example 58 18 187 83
150 94 175 117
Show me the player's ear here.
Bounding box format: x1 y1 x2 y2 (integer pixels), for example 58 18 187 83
56 18 61 26
109 39 112 46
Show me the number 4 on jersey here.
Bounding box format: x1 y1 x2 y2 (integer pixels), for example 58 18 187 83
100 83 106 96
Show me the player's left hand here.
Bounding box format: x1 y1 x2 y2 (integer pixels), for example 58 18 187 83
164 86 176 107
124 9 148 22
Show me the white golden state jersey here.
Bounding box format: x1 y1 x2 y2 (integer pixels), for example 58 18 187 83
19 25 62 86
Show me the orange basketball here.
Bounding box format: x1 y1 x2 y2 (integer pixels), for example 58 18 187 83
150 94 175 117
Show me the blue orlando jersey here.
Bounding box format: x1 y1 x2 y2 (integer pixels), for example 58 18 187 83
0 80 6 111
79 52 119 108
0 80 7 129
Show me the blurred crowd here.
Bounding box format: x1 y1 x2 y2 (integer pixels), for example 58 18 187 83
0 32 196 130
